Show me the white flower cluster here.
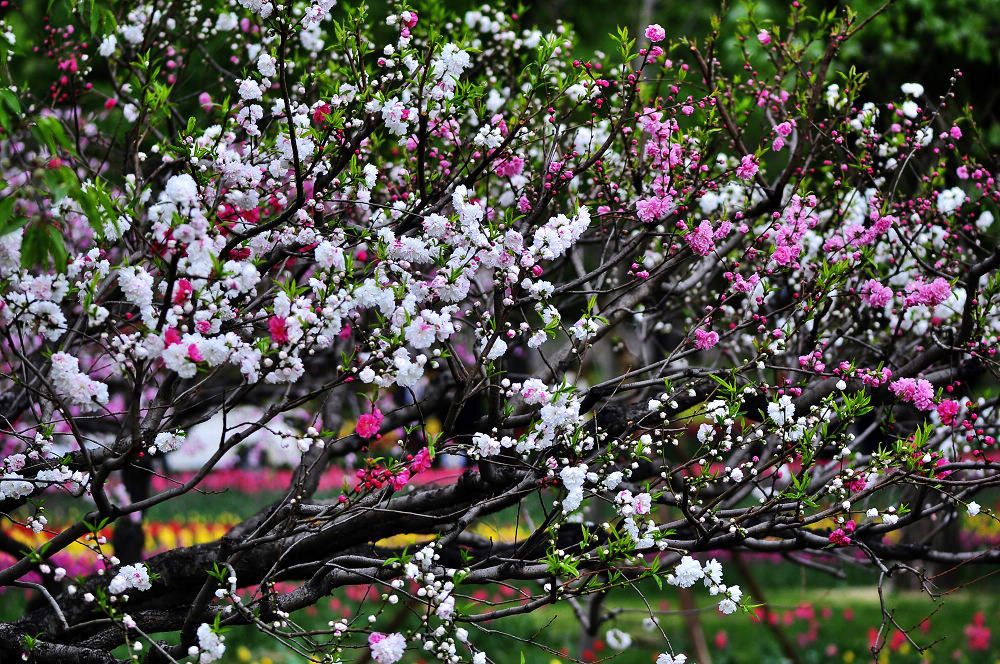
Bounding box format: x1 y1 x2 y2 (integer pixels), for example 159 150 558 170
190 623 226 663
371 632 407 663
108 563 152 595
666 556 743 615
766 395 795 426
50 353 109 411
151 431 185 454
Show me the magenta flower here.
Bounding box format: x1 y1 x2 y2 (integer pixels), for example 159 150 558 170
356 408 384 439
645 24 665 43
389 469 411 490
736 154 759 180
495 156 524 178
828 528 851 546
173 278 193 304
411 447 433 473
269 316 289 344
936 399 960 425
757 29 771 45
164 327 182 347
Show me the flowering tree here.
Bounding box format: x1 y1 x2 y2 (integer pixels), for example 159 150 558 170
0 1 999 662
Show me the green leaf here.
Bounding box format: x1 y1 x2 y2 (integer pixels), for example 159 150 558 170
0 89 19 115
0 197 24 236
20 223 67 272
88 0 99 36
45 224 68 272
20 224 49 269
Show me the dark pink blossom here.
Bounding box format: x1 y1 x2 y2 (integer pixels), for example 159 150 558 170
411 447 432 473
269 316 289 343
937 400 960 425
828 528 851 546
356 408 384 439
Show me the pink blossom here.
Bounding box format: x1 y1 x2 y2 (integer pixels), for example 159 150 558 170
269 316 289 343
846 476 867 493
936 400 960 425
772 136 785 151
495 156 524 178
411 447 432 473
731 273 760 293
389 469 410 490
903 277 952 309
356 408 384 439
771 243 800 266
861 279 893 307
828 528 851 546
775 122 793 136
949 125 962 139
173 279 193 304
636 196 673 223
964 612 991 651
889 377 936 411
736 154 759 180
312 103 332 124
188 344 203 362
686 220 716 256
757 29 771 45
645 24 665 43
164 328 182 347
695 329 719 349
198 92 213 112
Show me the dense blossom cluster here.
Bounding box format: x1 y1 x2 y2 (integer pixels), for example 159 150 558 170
0 1 998 663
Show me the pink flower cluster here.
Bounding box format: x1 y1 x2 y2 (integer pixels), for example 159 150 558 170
861 279 893 307
828 520 855 546
889 378 936 410
636 195 675 223
903 277 952 309
736 154 759 180
695 329 719 349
